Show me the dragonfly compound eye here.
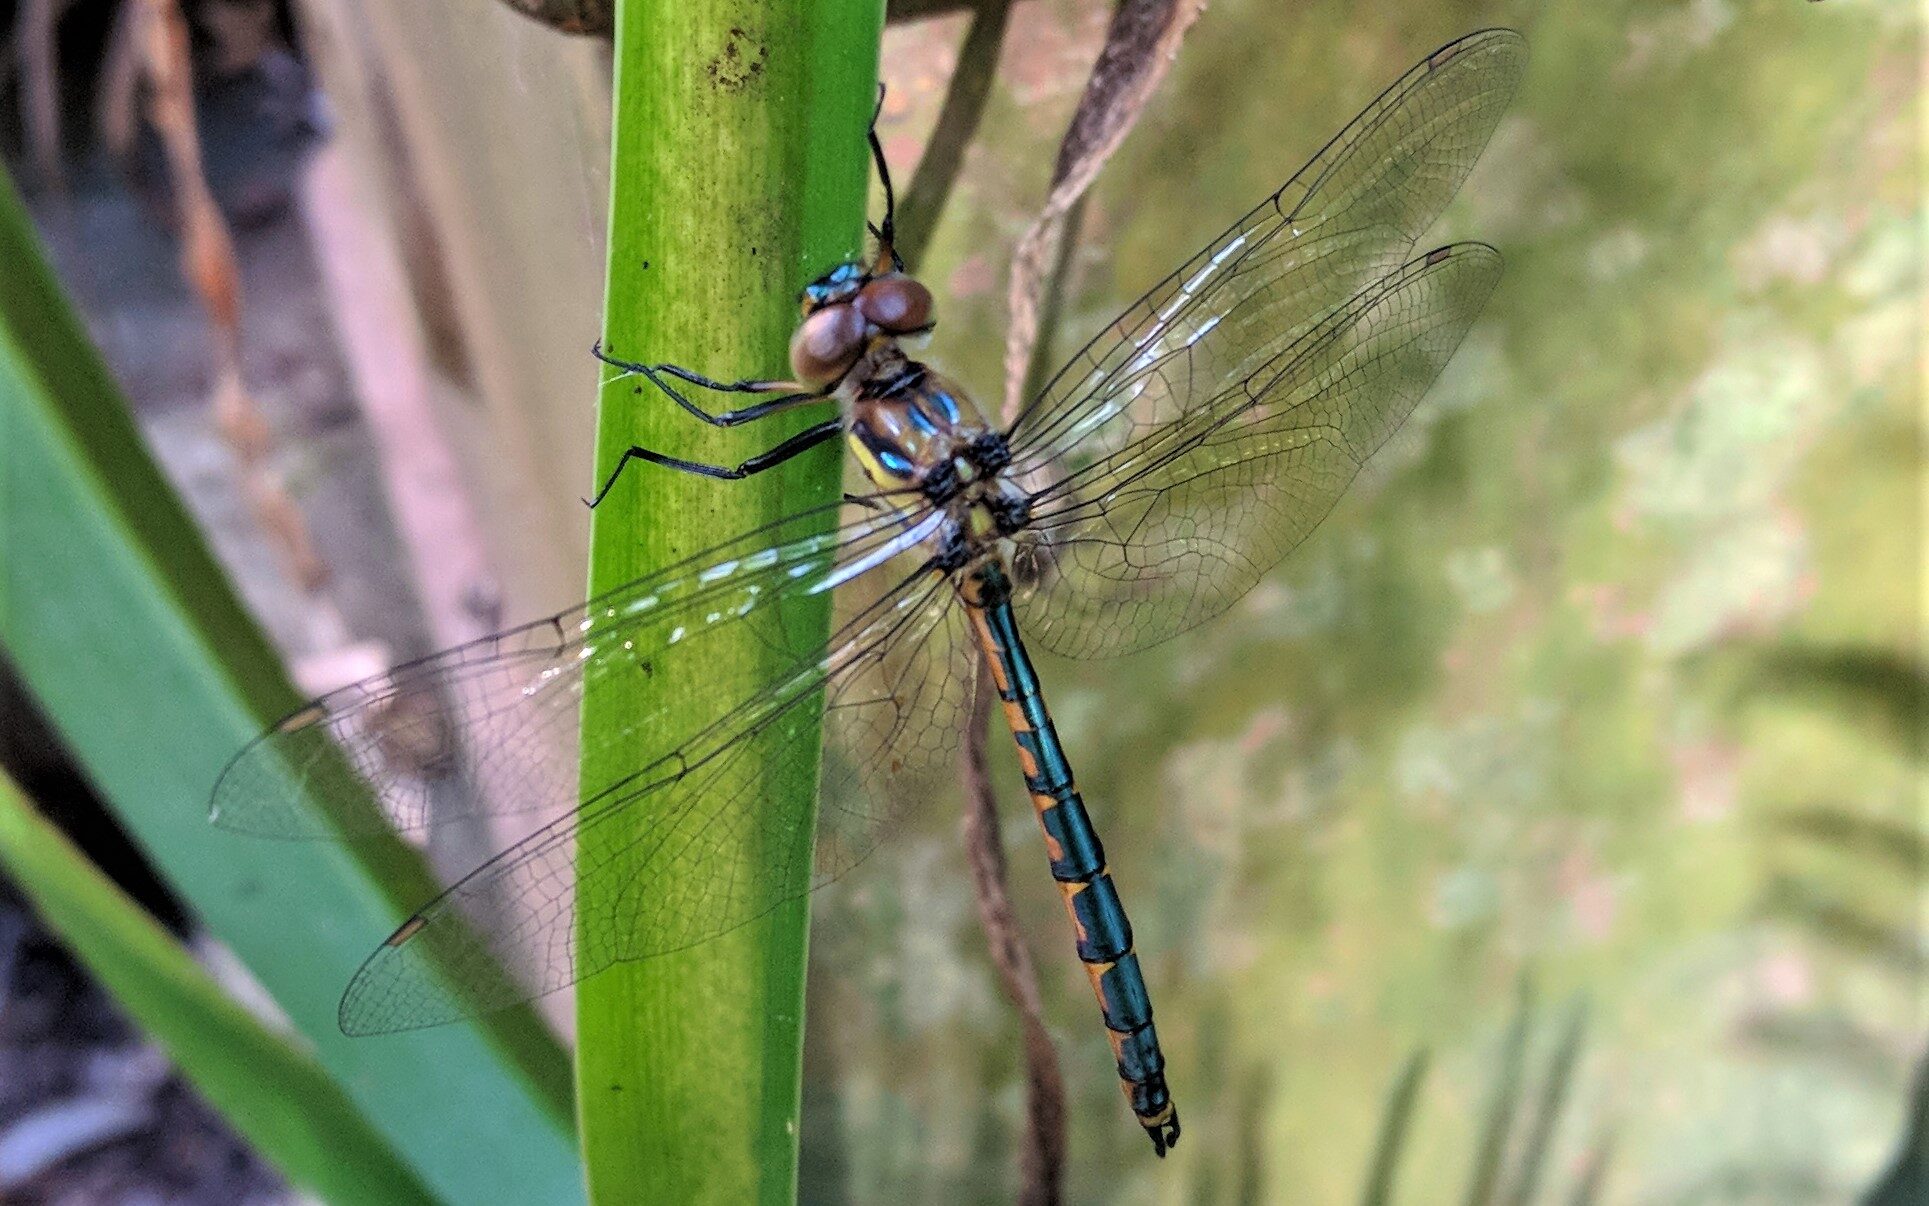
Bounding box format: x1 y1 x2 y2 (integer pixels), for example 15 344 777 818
789 302 867 387
854 274 934 334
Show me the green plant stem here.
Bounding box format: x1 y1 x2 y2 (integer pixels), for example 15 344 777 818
0 771 436 1206
577 4 882 1202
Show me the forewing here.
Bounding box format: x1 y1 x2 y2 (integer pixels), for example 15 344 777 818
211 502 923 840
1015 244 1503 658
1005 28 1523 482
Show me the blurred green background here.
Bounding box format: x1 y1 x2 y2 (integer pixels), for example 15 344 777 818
0 0 1917 1202
809 1 1921 1200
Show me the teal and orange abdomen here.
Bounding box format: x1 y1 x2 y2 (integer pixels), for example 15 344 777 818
960 560 1180 1156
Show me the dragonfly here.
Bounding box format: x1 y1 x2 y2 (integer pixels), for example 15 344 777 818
211 29 1525 1157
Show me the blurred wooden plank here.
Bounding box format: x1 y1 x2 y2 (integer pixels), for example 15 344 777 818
295 0 612 622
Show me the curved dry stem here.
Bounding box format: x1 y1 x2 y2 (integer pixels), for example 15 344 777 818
895 0 1016 272
960 676 1067 1206
956 0 1205 1185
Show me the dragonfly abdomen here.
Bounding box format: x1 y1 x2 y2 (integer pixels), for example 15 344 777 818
961 560 1181 1157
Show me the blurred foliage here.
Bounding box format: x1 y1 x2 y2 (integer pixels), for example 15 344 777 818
803 0 1922 1200
0 159 579 1202
0 770 436 1205
1356 983 1600 1206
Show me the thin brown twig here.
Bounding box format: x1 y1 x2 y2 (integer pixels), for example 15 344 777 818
95 0 145 164
895 0 1015 273
17 0 68 193
961 674 1067 1206
954 0 1206 1193
1015 192 1089 411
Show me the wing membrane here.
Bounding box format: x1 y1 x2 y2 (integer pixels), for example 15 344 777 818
335 568 975 1033
211 499 977 1032
212 502 927 839
1006 29 1523 482
1015 243 1503 658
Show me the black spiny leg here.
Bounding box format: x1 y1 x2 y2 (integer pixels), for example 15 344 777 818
585 418 845 509
867 84 904 274
593 342 826 428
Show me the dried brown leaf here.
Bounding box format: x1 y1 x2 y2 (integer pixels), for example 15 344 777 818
136 0 330 592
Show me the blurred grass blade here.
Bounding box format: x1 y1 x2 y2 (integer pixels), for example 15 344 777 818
1463 976 1536 1206
1773 805 1927 880
1565 1127 1616 1206
1862 1045 1929 1205
0 163 581 1202
577 4 882 1201
1359 1047 1432 1206
1502 999 1589 1206
0 770 436 1205
1740 645 1927 761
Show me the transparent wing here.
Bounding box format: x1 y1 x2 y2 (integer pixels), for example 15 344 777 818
337 569 975 1034
1015 243 1503 658
213 502 919 838
211 500 976 1032
1005 28 1523 483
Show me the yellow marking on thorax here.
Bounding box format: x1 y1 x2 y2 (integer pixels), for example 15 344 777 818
966 501 998 540
845 433 911 492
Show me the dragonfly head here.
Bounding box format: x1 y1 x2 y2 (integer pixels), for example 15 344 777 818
793 264 937 388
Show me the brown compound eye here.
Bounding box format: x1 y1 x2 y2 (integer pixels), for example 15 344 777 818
789 303 867 387
854 274 934 334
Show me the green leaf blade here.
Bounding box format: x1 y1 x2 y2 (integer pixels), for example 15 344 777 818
0 770 438 1206
0 163 581 1205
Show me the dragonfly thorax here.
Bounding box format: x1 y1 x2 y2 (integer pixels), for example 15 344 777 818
844 355 998 494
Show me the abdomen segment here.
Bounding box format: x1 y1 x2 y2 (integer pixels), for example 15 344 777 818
960 561 1180 1156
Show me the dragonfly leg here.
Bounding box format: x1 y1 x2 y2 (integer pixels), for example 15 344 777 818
585 417 845 508
593 341 824 427
867 84 903 275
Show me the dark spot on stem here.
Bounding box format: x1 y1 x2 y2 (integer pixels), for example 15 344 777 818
706 27 767 93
